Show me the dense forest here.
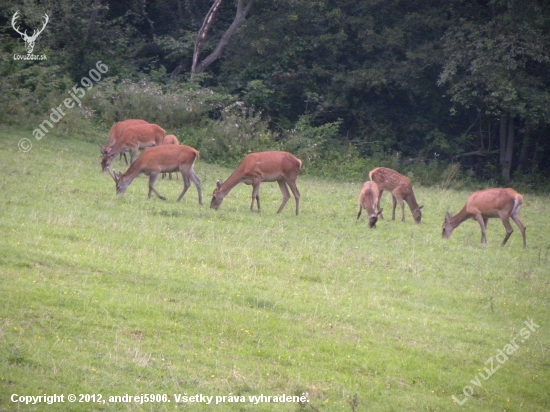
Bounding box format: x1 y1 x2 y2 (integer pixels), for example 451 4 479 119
1 0 550 189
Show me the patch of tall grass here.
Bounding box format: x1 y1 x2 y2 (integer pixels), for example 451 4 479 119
1 126 549 411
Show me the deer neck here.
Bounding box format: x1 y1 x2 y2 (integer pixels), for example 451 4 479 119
219 169 246 195
449 206 471 228
404 192 420 211
119 160 143 185
108 139 128 156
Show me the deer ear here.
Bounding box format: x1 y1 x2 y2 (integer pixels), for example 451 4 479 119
216 180 222 189
419 205 424 210
445 212 452 220
98 143 105 155
377 208 384 216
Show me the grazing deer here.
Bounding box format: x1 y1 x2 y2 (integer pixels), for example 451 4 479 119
99 119 149 165
442 188 526 247
369 167 423 223
162 134 180 180
101 123 165 172
210 151 302 215
109 145 202 203
357 181 383 228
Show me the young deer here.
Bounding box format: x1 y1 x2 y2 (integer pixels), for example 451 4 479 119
210 151 302 215
162 134 180 180
109 144 202 204
369 167 423 223
101 123 165 172
99 119 149 165
442 188 526 247
357 181 383 228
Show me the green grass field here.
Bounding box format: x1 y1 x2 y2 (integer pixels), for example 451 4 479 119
1 126 549 411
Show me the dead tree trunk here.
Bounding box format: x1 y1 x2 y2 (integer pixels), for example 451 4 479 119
516 124 531 173
499 114 515 182
191 0 254 75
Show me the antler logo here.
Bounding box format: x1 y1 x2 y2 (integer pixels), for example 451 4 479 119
11 10 49 55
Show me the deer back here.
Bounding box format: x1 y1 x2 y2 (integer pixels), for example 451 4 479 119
107 119 148 147
359 181 380 214
237 151 301 182
369 167 412 192
163 134 180 145
113 123 165 151
465 188 523 216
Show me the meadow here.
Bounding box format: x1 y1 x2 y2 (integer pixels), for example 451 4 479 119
1 126 549 411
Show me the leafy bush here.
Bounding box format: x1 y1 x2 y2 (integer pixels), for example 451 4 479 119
87 77 235 130
182 102 277 165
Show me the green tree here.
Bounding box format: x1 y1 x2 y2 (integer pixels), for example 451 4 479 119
438 0 550 181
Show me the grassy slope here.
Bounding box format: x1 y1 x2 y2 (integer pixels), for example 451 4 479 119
1 127 549 411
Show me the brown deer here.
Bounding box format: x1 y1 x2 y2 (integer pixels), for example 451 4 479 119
163 134 179 145
210 151 302 215
162 134 180 180
109 144 202 203
101 123 165 172
357 181 383 228
99 119 149 165
442 188 526 247
369 167 423 223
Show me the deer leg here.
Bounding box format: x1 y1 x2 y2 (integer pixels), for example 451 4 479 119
391 194 398 220
122 151 129 165
251 182 261 212
130 148 138 164
399 198 406 222
176 173 191 202
186 168 203 205
376 189 384 219
376 190 384 219
510 212 526 248
483 217 489 229
474 214 488 243
276 180 291 214
148 173 166 200
499 217 515 246
286 179 301 215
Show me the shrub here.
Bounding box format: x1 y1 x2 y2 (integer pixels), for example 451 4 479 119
182 103 278 166
87 78 235 130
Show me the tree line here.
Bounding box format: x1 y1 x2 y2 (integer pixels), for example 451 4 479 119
1 0 549 188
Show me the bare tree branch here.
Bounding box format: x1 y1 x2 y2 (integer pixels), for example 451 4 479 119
192 0 254 75
192 0 224 74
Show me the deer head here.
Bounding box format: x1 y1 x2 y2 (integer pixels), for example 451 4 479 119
12 11 49 54
412 204 424 224
109 169 128 194
210 180 225 210
442 211 455 239
368 209 383 228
